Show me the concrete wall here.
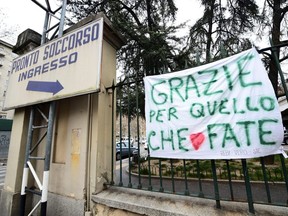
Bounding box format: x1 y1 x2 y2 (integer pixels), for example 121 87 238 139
28 96 89 198
0 40 16 119
27 96 89 215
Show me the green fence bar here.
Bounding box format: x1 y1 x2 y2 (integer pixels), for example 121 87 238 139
127 80 132 188
196 160 204 197
170 159 175 193
110 84 115 185
225 160 234 201
183 159 189 195
260 157 271 203
280 155 288 193
118 86 123 187
148 151 152 191
159 159 164 192
241 159 255 214
211 160 221 209
136 81 142 189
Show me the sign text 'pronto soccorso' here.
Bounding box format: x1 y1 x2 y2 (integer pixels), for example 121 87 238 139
4 18 103 110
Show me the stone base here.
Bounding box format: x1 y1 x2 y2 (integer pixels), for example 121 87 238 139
0 189 85 216
92 187 288 216
0 190 21 216
44 192 85 216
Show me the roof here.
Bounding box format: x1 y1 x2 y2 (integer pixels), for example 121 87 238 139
64 12 125 50
0 39 14 49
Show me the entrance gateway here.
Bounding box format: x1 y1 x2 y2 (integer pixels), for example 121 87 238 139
0 1 124 215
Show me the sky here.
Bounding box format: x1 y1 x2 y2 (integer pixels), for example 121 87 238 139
0 0 282 53
0 0 203 45
1 0 59 44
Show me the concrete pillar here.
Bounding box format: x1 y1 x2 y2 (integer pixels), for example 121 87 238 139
0 29 42 216
0 108 29 215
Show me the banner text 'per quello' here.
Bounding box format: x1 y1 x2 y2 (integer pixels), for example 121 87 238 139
144 48 284 159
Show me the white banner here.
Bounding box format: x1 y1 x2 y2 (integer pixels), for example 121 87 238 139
144 48 284 159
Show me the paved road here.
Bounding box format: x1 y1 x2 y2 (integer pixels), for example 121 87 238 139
115 147 288 207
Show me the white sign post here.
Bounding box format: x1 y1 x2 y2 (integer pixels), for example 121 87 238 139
144 48 284 159
4 18 103 110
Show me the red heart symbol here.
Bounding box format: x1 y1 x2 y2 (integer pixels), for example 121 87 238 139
190 133 205 150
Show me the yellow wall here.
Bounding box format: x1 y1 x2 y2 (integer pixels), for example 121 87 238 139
48 95 89 199
32 39 117 202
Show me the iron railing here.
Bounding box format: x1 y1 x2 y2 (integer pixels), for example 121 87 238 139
109 44 288 214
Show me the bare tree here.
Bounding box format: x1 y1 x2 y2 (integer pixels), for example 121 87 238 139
258 0 288 96
0 8 18 44
188 0 260 64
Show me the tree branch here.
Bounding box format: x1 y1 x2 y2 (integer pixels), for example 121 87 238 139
280 55 288 63
117 0 142 27
280 5 288 22
266 0 273 9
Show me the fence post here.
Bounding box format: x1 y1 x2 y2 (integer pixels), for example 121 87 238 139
241 159 255 214
211 160 221 209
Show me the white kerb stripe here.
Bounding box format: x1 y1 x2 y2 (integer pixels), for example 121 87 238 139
27 161 43 190
41 171 49 202
21 167 29 195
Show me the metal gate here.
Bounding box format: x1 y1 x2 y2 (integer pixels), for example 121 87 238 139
110 42 288 214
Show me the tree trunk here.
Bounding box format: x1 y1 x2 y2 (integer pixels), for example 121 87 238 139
146 0 153 32
268 0 281 97
266 0 282 165
205 0 216 63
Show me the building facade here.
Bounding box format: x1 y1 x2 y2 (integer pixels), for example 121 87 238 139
0 39 17 119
